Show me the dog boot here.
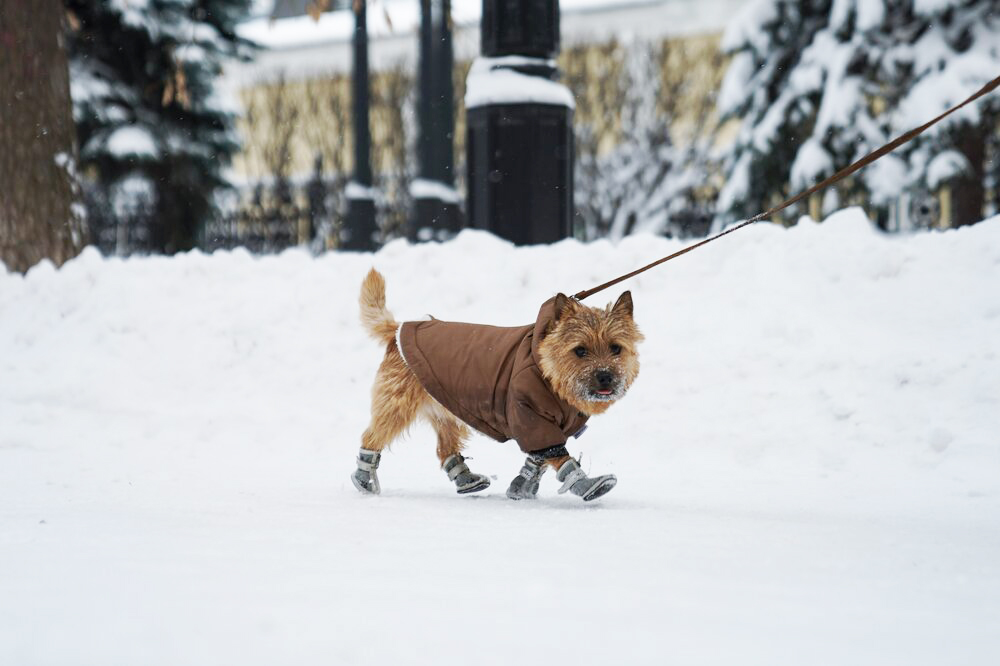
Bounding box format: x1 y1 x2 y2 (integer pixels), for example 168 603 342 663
506 456 547 500
351 448 381 495
556 458 616 502
442 453 491 494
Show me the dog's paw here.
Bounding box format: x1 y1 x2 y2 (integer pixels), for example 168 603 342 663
456 474 491 494
351 469 381 495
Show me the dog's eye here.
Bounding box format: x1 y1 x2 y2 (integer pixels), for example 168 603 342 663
610 344 622 356
573 346 587 358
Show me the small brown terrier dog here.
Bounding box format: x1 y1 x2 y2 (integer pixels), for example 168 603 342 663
351 269 642 501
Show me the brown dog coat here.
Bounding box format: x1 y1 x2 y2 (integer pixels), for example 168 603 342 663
397 298 588 453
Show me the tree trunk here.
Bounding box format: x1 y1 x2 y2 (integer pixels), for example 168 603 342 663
951 122 986 228
0 0 86 273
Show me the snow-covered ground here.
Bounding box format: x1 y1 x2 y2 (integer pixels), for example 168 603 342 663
2 208 999 665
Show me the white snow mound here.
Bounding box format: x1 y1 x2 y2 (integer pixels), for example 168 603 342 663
2 207 999 664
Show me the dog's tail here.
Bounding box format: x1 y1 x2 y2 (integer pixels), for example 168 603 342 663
359 268 399 344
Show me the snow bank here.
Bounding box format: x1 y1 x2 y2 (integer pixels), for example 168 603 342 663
2 209 999 664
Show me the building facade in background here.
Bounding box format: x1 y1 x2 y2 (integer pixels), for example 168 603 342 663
214 0 989 253
213 0 745 250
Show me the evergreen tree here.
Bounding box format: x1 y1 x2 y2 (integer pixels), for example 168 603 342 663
880 0 1000 228
717 0 1000 229
66 0 254 254
571 40 718 240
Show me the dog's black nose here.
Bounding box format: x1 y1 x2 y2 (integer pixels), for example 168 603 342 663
595 370 613 388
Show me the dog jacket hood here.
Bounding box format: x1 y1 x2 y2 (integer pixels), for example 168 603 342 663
397 298 589 453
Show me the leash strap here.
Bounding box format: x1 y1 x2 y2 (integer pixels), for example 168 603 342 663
573 73 1000 301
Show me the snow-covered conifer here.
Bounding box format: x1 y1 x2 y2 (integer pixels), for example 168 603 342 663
66 0 255 253
717 0 1000 230
572 39 718 240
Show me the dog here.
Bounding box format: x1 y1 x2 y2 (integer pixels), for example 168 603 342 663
351 268 642 501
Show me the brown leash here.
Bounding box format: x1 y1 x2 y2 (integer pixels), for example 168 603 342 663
573 73 1000 301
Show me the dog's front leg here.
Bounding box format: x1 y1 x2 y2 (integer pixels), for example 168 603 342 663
506 445 617 502
505 445 567 500
505 455 548 500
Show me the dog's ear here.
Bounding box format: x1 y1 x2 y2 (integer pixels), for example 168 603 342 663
612 291 633 318
553 293 575 321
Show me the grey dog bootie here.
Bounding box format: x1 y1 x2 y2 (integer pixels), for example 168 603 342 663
443 453 491 494
556 458 617 501
351 448 381 494
506 456 547 500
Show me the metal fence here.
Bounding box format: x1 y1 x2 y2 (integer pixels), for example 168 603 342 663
83 177 957 258
85 172 415 257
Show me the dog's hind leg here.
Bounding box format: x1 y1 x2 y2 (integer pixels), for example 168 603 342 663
352 345 426 494
425 404 490 495
425 404 469 463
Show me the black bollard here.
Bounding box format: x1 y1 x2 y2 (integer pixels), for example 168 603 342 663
343 0 378 251
411 0 461 242
465 0 574 245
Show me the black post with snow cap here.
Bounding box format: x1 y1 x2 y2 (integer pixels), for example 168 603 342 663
343 0 378 251
465 0 574 245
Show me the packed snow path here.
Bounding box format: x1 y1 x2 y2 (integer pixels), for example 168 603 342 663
2 209 998 664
